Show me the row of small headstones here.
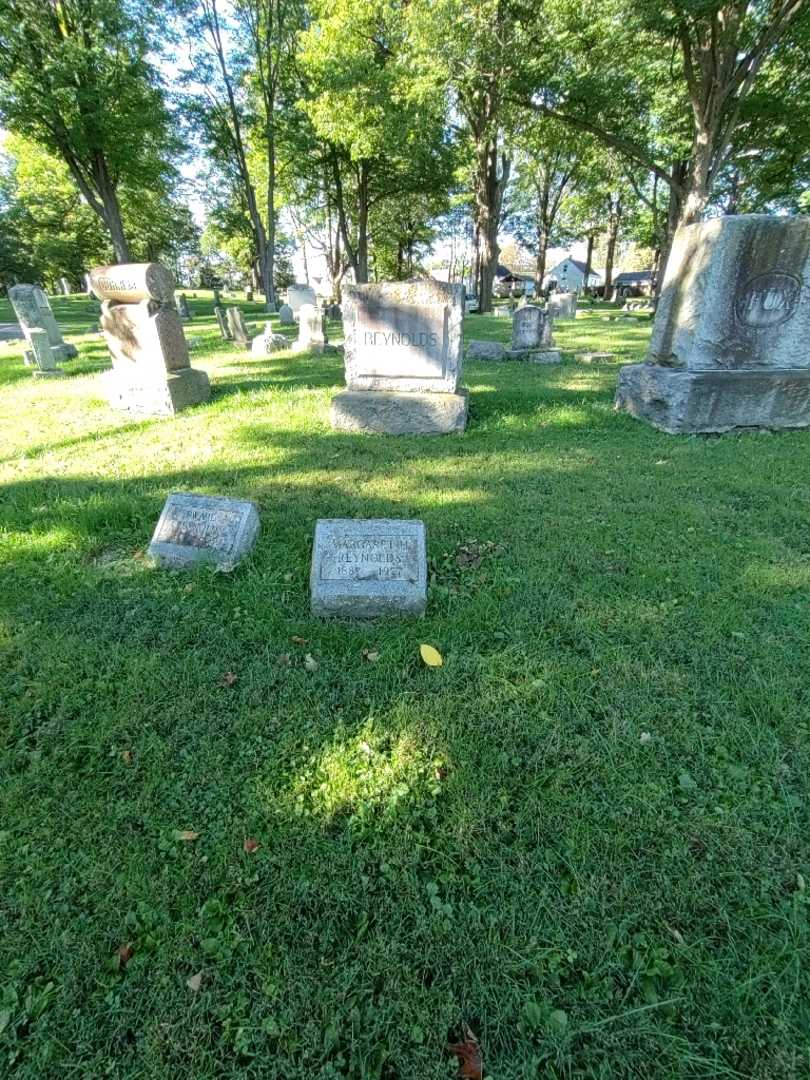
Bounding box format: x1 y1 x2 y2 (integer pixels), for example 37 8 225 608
149 493 426 619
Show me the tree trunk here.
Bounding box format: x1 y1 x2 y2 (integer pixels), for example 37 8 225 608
603 198 621 295
264 135 277 310
356 160 370 284
94 155 130 262
474 137 509 313
583 234 594 292
655 160 687 301
534 225 549 293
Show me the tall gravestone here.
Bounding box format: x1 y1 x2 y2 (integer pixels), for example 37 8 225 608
616 215 810 433
90 262 210 417
28 328 65 377
331 279 467 435
175 293 191 320
226 307 252 347
215 306 232 340
8 284 78 364
59 277 72 295
291 303 328 353
548 291 577 320
508 306 560 362
286 284 317 320
278 303 295 326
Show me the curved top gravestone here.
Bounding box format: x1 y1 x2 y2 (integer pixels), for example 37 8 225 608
90 263 176 304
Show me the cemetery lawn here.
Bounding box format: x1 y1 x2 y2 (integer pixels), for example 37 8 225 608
2 293 810 1080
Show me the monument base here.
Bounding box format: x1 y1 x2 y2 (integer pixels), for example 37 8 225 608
578 352 615 364
615 363 810 434
32 369 66 378
331 390 468 435
103 366 210 417
54 344 78 361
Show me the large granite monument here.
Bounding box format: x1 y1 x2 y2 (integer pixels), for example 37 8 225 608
331 279 467 434
310 518 427 617
8 284 78 364
615 215 810 433
90 262 210 417
548 291 577 320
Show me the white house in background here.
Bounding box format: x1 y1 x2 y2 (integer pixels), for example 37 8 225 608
544 257 603 291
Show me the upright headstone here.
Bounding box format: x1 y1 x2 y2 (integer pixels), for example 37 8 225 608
331 279 467 435
507 306 560 363
310 518 427 618
226 306 252 348
278 303 295 326
213 288 222 307
175 293 191 320
616 215 810 433
286 284 317 320
548 291 577 320
215 306 232 340
148 493 260 570
83 272 95 295
90 262 210 417
325 303 342 321
59 277 72 295
8 284 78 362
291 303 328 353
246 288 254 302
28 328 65 377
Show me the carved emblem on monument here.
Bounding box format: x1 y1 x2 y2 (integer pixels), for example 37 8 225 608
735 272 801 329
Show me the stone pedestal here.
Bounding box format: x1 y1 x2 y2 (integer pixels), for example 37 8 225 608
615 215 810 434
332 389 468 434
332 279 467 434
28 327 65 377
91 262 210 417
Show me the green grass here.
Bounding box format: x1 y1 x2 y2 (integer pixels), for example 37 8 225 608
1 292 809 1078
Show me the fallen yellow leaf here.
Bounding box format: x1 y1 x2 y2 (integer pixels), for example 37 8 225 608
420 644 443 667
174 830 200 842
186 972 203 992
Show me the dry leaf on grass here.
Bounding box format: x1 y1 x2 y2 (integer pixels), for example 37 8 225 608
420 644 443 667
361 648 380 662
219 671 238 687
447 1024 482 1079
277 653 291 666
115 943 134 970
291 635 309 646
174 830 200 842
304 653 319 672
186 972 203 992
243 837 260 853
121 749 133 765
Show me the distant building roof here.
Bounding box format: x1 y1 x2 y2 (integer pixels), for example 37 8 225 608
614 270 654 285
547 257 603 281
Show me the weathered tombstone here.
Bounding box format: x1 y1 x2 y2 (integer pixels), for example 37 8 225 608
278 303 295 326
8 284 78 362
83 272 94 295
215 306 232 340
90 262 210 417
148 492 260 570
251 325 290 356
213 288 222 307
175 293 191 320
246 288 254 302
310 518 427 618
28 328 65 377
616 214 810 433
59 277 72 295
291 303 328 353
331 280 467 435
506 306 560 363
286 284 317 320
467 340 506 361
226 306 252 348
547 291 577 320
325 303 342 321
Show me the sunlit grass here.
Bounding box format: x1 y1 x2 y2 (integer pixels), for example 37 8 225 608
1 292 809 1078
